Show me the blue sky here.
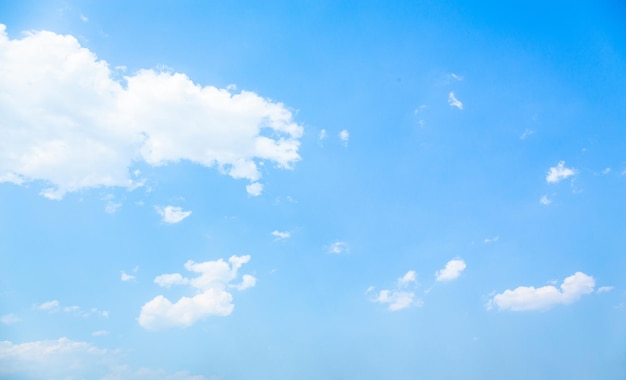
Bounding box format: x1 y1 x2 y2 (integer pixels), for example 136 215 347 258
0 1 625 379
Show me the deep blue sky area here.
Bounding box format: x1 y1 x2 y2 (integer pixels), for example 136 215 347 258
0 1 625 379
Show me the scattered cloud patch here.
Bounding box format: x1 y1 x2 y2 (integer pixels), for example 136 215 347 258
80 13 88 22
435 259 466 282
369 271 422 311
138 255 255 330
0 337 208 380
121 271 135 282
91 330 109 337
397 270 417 287
246 182 263 197
1 313 20 324
546 161 576 183
35 300 108 318
483 236 499 244
488 272 595 311
319 129 327 140
156 206 192 224
540 194 552 205
339 130 349 146
448 91 463 109
520 129 534 140
0 25 303 199
449 73 463 81
597 286 613 293
601 167 611 175
271 230 291 240
327 241 349 254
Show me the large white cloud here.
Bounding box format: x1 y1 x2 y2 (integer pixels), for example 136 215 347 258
0 25 303 199
138 255 255 330
0 337 207 380
488 272 595 311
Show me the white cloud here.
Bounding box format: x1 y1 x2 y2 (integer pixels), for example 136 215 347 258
448 91 463 109
154 273 189 288
483 236 499 244
271 230 290 240
488 272 595 311
246 182 263 197
370 271 422 311
0 25 303 199
319 129 327 140
601 167 611 175
37 300 60 311
397 270 417 287
91 330 109 337
449 73 463 81
0 313 20 324
156 206 192 224
35 300 108 318
520 129 534 140
435 259 466 282
138 255 255 330
546 161 576 183
339 129 349 145
597 286 613 293
121 271 135 282
327 241 348 254
540 194 552 205
0 337 207 380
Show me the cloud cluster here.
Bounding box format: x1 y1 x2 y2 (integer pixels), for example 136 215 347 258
138 255 255 330
488 272 595 311
0 25 303 199
327 241 348 254
0 337 207 380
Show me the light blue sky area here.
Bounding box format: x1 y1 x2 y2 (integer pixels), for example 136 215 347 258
0 1 625 379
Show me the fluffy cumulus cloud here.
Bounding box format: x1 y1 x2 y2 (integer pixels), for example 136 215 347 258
138 255 255 330
156 206 192 224
0 337 207 379
546 161 576 183
448 91 463 109
0 25 303 199
488 272 595 311
369 270 422 311
435 259 466 282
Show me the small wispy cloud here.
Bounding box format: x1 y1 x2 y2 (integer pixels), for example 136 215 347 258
483 236 499 244
597 286 613 293
120 271 135 282
339 130 350 146
319 129 327 140
80 13 88 22
328 241 348 254
155 206 192 223
520 129 534 140
448 92 463 109
271 230 291 240
449 73 463 81
35 300 108 318
91 330 109 337
546 161 575 183
1 313 20 325
540 194 552 205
